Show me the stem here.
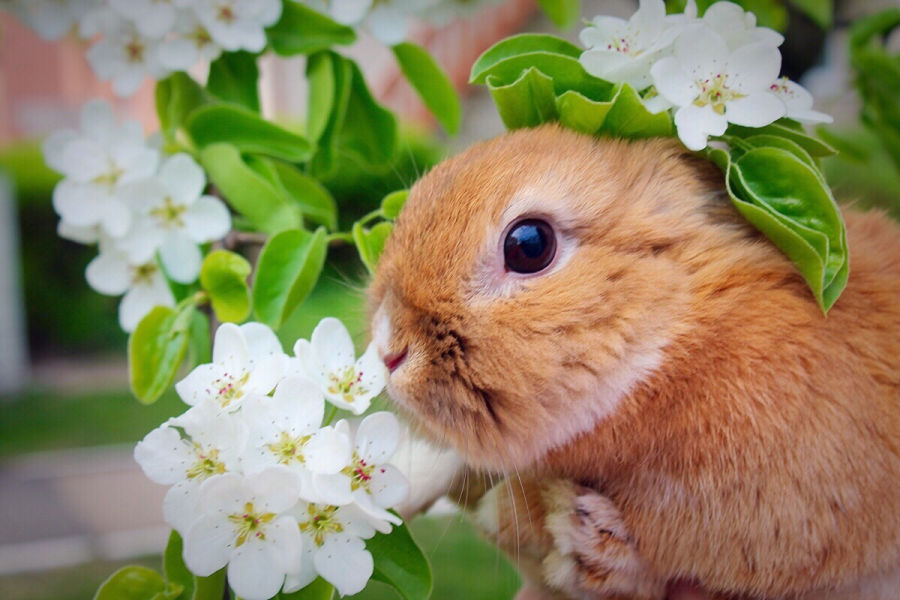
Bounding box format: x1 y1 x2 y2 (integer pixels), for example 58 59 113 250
323 404 339 426
225 230 269 249
357 208 384 227
327 232 354 246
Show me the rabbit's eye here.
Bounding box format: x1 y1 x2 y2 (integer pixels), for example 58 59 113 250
504 219 556 274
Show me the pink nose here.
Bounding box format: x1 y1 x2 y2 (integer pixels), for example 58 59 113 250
382 347 408 373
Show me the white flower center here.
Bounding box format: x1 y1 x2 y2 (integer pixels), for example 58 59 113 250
186 444 227 479
149 196 187 228
342 451 378 492
131 262 159 285
228 502 276 546
189 26 214 49
693 73 744 114
327 366 367 403
606 34 638 55
124 37 146 64
266 431 312 465
299 504 343 547
213 370 250 407
216 3 236 24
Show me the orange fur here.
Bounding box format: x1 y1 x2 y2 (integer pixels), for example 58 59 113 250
369 125 900 599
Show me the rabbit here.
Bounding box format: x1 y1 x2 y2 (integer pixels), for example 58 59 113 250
368 124 900 600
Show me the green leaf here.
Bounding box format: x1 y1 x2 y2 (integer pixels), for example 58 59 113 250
207 51 260 112
736 147 847 292
381 189 409 220
352 221 393 274
186 105 312 162
705 145 849 312
266 0 356 56
94 566 167 600
367 521 433 600
306 50 352 178
128 303 195 404
199 143 301 234
727 121 837 158
278 578 334 600
270 162 338 230
392 42 461 134
340 60 398 166
163 531 194 600
253 228 328 329
536 0 581 28
488 67 559 129
155 73 209 140
200 250 252 323
474 51 612 100
787 0 832 29
469 34 581 84
192 569 226 600
187 309 211 368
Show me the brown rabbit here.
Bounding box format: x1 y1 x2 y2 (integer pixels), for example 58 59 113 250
368 124 900 600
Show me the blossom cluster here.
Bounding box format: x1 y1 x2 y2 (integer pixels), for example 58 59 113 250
3 0 281 96
135 318 404 599
579 0 833 150
42 100 231 331
305 0 503 45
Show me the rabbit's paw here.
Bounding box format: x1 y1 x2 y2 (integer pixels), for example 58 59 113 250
540 480 665 600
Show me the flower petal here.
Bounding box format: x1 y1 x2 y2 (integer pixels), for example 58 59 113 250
159 153 205 205
725 92 785 127
355 412 401 465
213 322 250 373
175 362 230 406
728 43 782 92
368 464 409 510
228 539 286 600
85 252 131 296
182 195 231 243
119 274 175 332
133 426 193 484
163 479 202 535
247 466 302 513
159 233 202 284
314 533 373 596
650 57 696 108
245 354 286 397
271 377 326 435
305 427 352 474
310 317 356 374
282 534 317 593
673 103 727 151
184 513 235 576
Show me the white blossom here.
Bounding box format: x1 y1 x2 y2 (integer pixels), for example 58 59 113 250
117 153 231 284
650 27 785 150
292 318 387 415
109 0 178 39
701 1 783 50
240 377 354 505
85 248 175 332
183 468 303 600
283 502 378 597
176 322 287 411
193 0 282 53
336 412 408 532
769 76 833 124
134 401 248 533
86 19 170 96
157 10 223 71
308 0 433 45
43 99 159 238
579 0 682 90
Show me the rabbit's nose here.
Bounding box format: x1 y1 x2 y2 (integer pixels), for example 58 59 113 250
382 347 408 373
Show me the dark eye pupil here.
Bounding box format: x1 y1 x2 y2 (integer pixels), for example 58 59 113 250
504 219 556 274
